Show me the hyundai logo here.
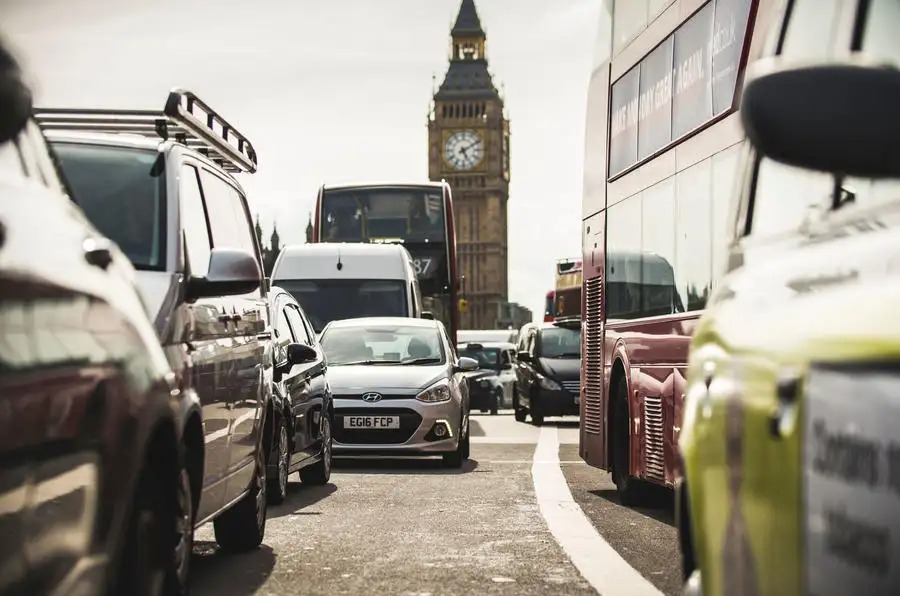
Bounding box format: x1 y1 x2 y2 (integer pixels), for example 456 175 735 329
361 392 383 403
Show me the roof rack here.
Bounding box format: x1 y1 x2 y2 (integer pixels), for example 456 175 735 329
33 88 257 174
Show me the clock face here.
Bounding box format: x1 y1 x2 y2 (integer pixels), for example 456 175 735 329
444 130 484 171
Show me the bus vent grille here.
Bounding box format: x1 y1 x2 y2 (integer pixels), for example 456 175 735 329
643 396 665 482
583 276 603 435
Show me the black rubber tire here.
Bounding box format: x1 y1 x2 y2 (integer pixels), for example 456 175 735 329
530 395 543 426
214 445 267 552
612 376 646 506
490 389 499 415
513 390 528 422
300 413 333 485
267 416 290 505
118 446 193 596
442 417 469 468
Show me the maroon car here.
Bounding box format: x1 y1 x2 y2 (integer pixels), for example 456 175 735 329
0 41 185 595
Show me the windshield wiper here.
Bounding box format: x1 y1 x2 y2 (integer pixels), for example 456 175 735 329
401 357 442 366
333 359 401 366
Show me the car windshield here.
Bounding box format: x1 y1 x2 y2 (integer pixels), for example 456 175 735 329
458 346 500 369
52 142 165 270
320 324 445 366
539 327 581 358
277 279 407 333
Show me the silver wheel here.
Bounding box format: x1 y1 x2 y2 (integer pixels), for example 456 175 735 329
278 424 289 497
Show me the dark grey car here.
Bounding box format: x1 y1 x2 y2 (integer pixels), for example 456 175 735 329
514 321 581 425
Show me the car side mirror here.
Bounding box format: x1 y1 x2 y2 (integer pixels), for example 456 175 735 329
742 58 900 178
501 362 512 370
0 45 32 145
517 351 531 362
455 356 479 372
287 342 317 366
187 248 261 300
421 311 435 320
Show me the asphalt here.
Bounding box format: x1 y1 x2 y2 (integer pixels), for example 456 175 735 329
190 412 680 595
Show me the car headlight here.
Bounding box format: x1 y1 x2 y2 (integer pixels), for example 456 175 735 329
416 378 451 403
539 376 562 391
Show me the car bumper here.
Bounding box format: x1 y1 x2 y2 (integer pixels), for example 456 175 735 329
332 398 462 453
534 388 580 416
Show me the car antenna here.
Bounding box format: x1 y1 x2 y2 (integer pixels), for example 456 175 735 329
336 246 343 271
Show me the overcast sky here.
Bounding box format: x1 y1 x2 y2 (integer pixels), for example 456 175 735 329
2 0 600 320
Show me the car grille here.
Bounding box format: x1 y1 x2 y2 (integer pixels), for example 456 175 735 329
561 380 580 395
333 407 422 445
333 393 415 401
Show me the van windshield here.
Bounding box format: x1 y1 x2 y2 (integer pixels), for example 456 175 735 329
277 279 408 333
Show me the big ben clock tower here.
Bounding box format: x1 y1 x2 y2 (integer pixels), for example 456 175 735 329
429 0 510 330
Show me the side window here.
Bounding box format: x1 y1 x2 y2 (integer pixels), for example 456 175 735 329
199 170 256 255
180 165 212 276
862 0 900 61
285 305 312 345
297 308 319 345
780 0 843 59
750 158 833 238
275 307 294 342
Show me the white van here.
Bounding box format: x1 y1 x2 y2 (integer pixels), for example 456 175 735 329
271 243 425 333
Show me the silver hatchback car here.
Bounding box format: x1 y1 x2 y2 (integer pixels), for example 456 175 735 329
318 317 478 467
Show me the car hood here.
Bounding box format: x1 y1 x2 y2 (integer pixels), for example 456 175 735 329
327 364 447 395
538 357 581 380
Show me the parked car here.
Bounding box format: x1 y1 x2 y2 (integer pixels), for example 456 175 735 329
514 320 581 425
36 91 274 590
456 341 517 413
266 285 334 504
272 243 425 334
317 317 478 467
678 3 900 594
0 42 184 595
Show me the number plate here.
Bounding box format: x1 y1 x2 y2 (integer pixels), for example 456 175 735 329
343 416 400 430
804 366 900 594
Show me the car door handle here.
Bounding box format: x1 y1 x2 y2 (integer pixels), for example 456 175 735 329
83 237 113 270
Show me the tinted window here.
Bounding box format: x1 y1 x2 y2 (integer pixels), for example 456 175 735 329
458 346 500 368
320 324 444 365
539 327 581 358
321 187 446 243
285 305 312 344
199 170 255 254
277 279 408 333
780 0 842 59
54 143 166 270
180 165 211 276
275 308 293 341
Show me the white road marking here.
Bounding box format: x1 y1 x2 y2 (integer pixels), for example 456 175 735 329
532 425 664 596
471 436 537 444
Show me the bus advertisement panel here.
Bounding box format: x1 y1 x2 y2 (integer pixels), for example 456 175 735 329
312 182 459 344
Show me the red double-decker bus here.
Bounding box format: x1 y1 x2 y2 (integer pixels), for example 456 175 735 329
312 181 460 344
579 0 777 503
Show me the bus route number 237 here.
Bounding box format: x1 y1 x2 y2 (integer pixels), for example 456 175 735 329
413 258 433 277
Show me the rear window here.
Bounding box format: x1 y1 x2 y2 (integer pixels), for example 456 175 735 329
54 143 166 270
277 278 408 333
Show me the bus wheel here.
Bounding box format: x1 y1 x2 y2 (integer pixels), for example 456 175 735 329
612 376 646 506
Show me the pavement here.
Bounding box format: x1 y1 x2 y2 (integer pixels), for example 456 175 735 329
190 411 681 596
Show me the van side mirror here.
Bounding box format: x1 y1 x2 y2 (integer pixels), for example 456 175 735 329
455 356 479 372
0 44 32 144
517 351 531 362
742 58 900 178
187 248 261 300
421 311 435 320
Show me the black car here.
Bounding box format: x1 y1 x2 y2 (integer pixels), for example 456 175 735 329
513 321 581 425
0 41 183 595
266 286 334 504
456 342 516 415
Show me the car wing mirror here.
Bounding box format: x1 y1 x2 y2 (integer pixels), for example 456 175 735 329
421 311 435 320
187 248 261 301
287 342 317 366
742 57 900 178
517 350 531 362
455 356 479 372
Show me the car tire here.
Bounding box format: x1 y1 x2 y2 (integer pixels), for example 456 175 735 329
214 444 267 552
513 390 528 422
299 412 333 486
530 395 543 426
612 376 646 506
490 389 500 415
118 444 193 596
442 418 469 468
267 416 290 505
